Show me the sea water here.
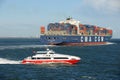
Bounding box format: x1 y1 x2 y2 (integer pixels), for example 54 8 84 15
0 38 119 80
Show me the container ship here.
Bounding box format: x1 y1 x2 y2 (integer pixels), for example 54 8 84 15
40 18 112 46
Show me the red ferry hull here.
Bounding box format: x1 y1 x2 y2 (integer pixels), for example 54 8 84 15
22 59 80 64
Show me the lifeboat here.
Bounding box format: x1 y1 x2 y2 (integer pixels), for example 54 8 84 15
22 49 80 64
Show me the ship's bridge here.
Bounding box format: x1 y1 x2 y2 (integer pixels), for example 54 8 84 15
59 18 80 27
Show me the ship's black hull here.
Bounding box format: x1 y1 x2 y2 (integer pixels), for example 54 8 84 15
40 35 112 46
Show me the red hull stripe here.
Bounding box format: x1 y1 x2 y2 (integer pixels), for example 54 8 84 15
22 59 80 64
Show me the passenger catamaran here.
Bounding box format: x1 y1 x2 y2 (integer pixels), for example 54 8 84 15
22 49 80 64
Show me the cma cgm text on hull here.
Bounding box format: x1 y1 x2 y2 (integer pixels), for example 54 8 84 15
39 18 112 46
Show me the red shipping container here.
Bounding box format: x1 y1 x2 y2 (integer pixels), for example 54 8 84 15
108 30 112 35
40 26 45 34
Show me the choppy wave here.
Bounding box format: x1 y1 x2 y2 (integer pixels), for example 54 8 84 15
0 45 55 50
80 76 96 80
0 58 21 64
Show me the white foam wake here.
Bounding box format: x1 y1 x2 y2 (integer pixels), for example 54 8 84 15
0 58 21 64
0 45 55 50
106 42 115 45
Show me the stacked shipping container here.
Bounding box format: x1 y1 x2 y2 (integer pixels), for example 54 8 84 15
40 23 112 36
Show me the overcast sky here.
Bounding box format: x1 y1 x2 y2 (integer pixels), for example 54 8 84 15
0 0 120 38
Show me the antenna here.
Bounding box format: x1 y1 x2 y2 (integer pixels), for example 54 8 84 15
66 16 72 20
47 48 50 51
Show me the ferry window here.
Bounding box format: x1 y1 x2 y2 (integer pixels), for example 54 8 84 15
37 58 41 59
32 57 36 59
40 57 51 59
54 57 68 59
49 53 54 54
